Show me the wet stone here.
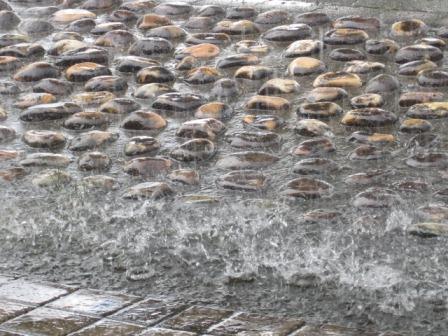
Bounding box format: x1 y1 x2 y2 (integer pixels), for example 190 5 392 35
19 19 54 36
407 133 439 149
329 48 365 62
184 16 215 30
394 180 429 193
152 92 205 113
32 79 72 97
291 324 378 336
119 0 156 13
284 39 323 58
13 62 59 82
211 78 239 99
72 319 144 336
153 2 193 16
124 156 173 176
400 118 432 133
365 74 400 94
287 57 326 76
342 60 385 74
160 306 232 333
52 9 96 23
124 181 174 200
55 47 109 67
395 44 443 64
176 118 224 140
107 9 138 23
136 66 175 84
353 187 401 208
85 75 128 92
351 94 383 108
137 14 172 30
295 119 333 137
20 153 71 168
418 204 448 222
409 222 448 238
216 151 279 169
333 16 380 31
227 131 280 149
0 167 27 183
0 300 32 323
0 279 69 304
216 170 266 192
129 37 173 57
0 81 20 95
48 39 87 56
398 60 438 76
116 56 160 73
186 33 230 46
297 102 342 118
78 151 111 171
226 6 255 20
52 32 84 41
399 91 443 107
99 97 140 114
67 18 96 33
417 70 448 87
91 22 128 35
216 54 259 69
242 114 283 130
81 175 117 190
134 83 174 100
419 37 446 49
406 152 448 168
0 106 7 120
0 56 21 72
282 177 334 199
244 95 290 112
73 91 116 106
95 30 136 49
66 62 111 82
0 150 21 162
121 111 166 131
391 19 427 38
349 144 387 160
234 40 269 54
258 78 300 96
195 102 231 120
69 130 118 151
147 26 186 40
0 11 20 31
0 126 15 142
255 10 289 25
81 0 121 10
33 171 70 188
124 136 160 156
168 169 199 185
175 43 219 60
23 130 66 148
213 20 260 36
0 43 45 58
406 102 448 119
20 102 82 122
262 24 312 42
0 34 28 48
324 28 368 45
313 72 362 88
293 158 338 175
185 66 220 85
294 12 330 27
170 138 215 162
197 5 225 17
341 108 397 126
306 87 347 103
174 54 200 73
292 137 336 156
348 131 395 145
63 111 109 130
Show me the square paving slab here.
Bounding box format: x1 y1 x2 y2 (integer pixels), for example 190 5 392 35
0 331 28 336
111 298 186 326
0 300 33 324
0 280 70 305
208 312 305 336
70 318 144 336
0 307 97 336
47 289 139 317
160 306 233 333
139 327 197 336
290 324 379 335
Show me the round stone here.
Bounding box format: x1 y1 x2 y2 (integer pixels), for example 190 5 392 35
394 180 429 193
419 37 446 49
282 177 334 199
175 56 198 71
216 54 259 69
365 39 399 55
365 74 400 94
121 111 166 130
306 87 347 103
324 28 368 45
406 152 448 168
284 39 323 58
297 102 342 118
95 30 135 49
400 118 432 133
48 39 87 56
293 158 338 175
353 187 401 208
409 223 448 238
329 48 365 61
20 102 82 122
175 43 219 59
136 66 175 84
185 66 220 84
32 169 72 188
91 22 127 35
313 72 362 88
291 137 335 156
63 111 109 130
176 118 224 140
170 138 215 162
14 93 56 109
152 92 205 112
234 65 273 80
258 78 300 95
350 94 383 108
227 131 280 149
129 37 173 57
124 136 160 156
295 119 333 137
19 19 54 36
216 151 279 169
0 125 15 142
398 60 438 76
20 153 72 168
84 75 128 92
0 56 20 71
195 102 232 120
213 20 259 36
123 182 174 199
407 133 439 150
406 102 448 119
52 9 96 23
81 175 117 190
395 44 443 64
244 95 290 112
0 42 45 58
262 24 312 42
234 40 269 54
349 144 386 160
99 98 141 114
13 62 59 82
168 168 199 185
211 78 240 99
343 60 385 74
226 7 256 19
137 14 172 30
69 131 118 151
78 151 111 171
399 92 444 107
417 70 448 87
55 47 109 67
184 16 215 30
255 10 289 25
133 83 174 99
197 5 225 17
294 12 330 26
391 19 427 37
116 56 160 73
146 25 186 40
341 108 397 126
124 156 173 177
72 91 116 106
108 10 138 23
153 2 192 16
186 33 230 47
66 62 111 82
242 114 283 131
333 16 380 31
0 167 26 183
23 130 65 148
120 0 157 13
287 57 326 76
66 18 96 33
0 11 20 30
216 170 266 192
33 79 73 96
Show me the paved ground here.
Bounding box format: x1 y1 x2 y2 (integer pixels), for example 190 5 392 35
0 274 401 336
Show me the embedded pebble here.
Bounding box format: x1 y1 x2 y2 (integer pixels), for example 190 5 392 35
294 12 330 26
255 10 289 25
287 57 326 76
211 78 240 99
417 70 448 87
123 182 174 199
69 130 118 151
258 78 300 95
0 55 21 71
20 102 82 122
227 131 280 148
333 16 380 31
170 138 215 162
78 152 111 171
0 167 26 183
292 137 335 156
297 102 342 118
129 37 173 57
195 102 232 120
216 54 259 69
409 223 448 238
391 19 427 37
63 111 109 130
32 169 72 187
244 95 290 112
216 170 266 191
13 62 59 82
242 114 283 130
85 75 128 92
124 136 160 156
324 28 368 45
99 98 141 114
406 152 448 168
400 118 433 133
152 92 205 112
33 79 73 96
398 60 438 76
295 119 333 137
168 169 199 185
137 14 172 30
176 118 224 140
116 56 160 73
329 48 365 62
216 151 279 169
213 20 259 36
282 177 334 199
147 25 186 40
365 74 400 94
72 91 116 106
341 108 397 126
395 44 443 64
124 156 173 176
186 33 230 46
406 102 448 119
133 83 174 99
175 43 219 60
306 87 347 102
121 111 166 131
23 130 66 149
235 65 273 80
399 92 444 107
365 39 399 55
350 94 383 108
0 125 15 142
343 60 385 74
262 24 311 42
284 40 323 58
349 145 387 160
313 72 362 88
184 66 220 84
353 187 401 208
20 153 72 168
136 66 175 84
65 62 111 82
293 158 338 175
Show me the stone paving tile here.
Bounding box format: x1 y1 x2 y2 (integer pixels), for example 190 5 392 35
0 300 34 324
69 318 144 336
159 306 233 333
290 324 379 335
0 331 28 336
111 298 186 326
139 327 197 336
207 312 305 336
47 289 139 317
0 307 97 336
0 280 71 305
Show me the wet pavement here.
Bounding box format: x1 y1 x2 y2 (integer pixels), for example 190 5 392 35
0 274 399 336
